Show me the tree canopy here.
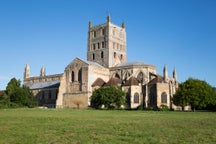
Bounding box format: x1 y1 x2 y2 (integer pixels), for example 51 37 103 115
91 86 126 109
0 78 37 108
173 78 216 111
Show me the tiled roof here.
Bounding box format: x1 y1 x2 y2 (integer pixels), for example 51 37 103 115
123 76 139 86
92 78 106 87
105 77 121 86
25 80 60 90
148 75 164 85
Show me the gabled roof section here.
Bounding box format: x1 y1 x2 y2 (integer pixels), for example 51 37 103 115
92 78 106 87
123 76 139 86
105 77 121 86
148 75 164 85
75 57 103 67
25 80 60 90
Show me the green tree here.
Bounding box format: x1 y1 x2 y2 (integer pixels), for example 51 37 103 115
0 78 37 108
91 86 126 109
173 78 216 111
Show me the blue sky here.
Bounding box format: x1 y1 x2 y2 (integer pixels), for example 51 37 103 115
0 0 216 90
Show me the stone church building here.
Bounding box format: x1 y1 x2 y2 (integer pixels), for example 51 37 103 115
24 16 179 109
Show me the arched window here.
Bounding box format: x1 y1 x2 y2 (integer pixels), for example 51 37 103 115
98 43 100 49
137 72 144 83
94 31 96 37
92 53 95 60
115 73 120 79
161 92 167 103
134 92 139 103
78 69 82 83
101 51 104 58
102 42 105 48
71 71 75 82
120 54 123 60
114 52 116 58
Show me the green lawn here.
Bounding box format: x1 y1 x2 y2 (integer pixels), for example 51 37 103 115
0 109 216 144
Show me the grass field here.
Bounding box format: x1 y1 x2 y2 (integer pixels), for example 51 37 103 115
0 109 216 144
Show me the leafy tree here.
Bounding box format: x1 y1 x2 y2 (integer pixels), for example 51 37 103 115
173 78 216 111
0 78 37 108
91 86 126 109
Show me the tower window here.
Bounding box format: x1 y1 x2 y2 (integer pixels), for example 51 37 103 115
98 43 100 49
93 44 96 50
92 53 95 60
102 42 105 48
102 28 106 35
94 31 96 37
114 52 116 58
101 51 104 58
120 54 123 60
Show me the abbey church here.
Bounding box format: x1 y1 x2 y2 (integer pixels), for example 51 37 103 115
24 16 179 109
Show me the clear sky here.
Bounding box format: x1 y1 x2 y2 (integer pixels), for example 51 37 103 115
0 0 216 90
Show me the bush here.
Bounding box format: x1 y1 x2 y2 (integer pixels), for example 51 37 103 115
159 104 170 111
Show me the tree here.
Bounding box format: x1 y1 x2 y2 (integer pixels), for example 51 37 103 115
0 78 37 108
91 86 126 109
173 78 216 111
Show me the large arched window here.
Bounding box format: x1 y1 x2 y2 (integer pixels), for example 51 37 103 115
71 71 75 82
115 73 120 79
137 72 144 83
101 51 104 58
114 52 116 58
92 53 95 60
161 92 167 104
134 92 139 104
78 69 82 83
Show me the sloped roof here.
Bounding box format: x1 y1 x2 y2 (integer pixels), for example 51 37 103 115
92 78 106 87
148 75 164 85
123 76 139 86
76 57 103 67
25 80 60 90
105 77 121 86
115 61 155 68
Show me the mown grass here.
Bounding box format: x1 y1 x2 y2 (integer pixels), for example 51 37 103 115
0 109 216 144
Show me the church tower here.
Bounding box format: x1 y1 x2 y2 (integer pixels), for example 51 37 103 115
24 64 30 79
87 15 127 68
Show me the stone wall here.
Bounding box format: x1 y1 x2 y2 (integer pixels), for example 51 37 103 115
156 83 170 108
62 92 90 108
